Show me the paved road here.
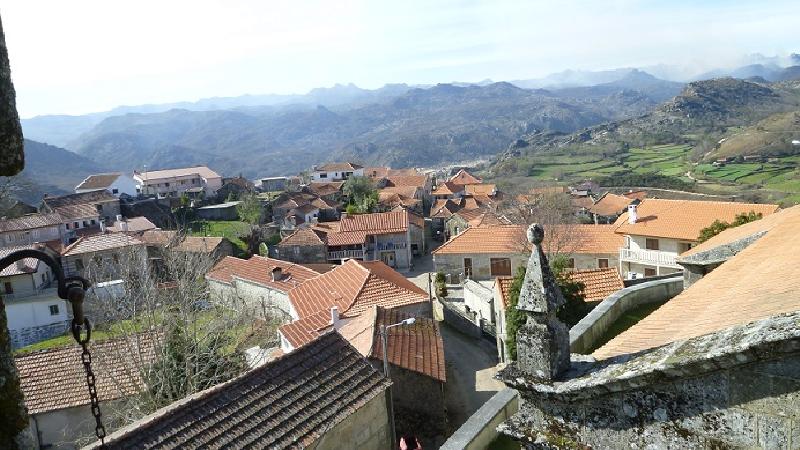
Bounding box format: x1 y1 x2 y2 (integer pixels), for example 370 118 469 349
439 322 505 433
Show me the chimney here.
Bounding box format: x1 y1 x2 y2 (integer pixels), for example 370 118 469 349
627 204 638 224
116 214 123 222
330 306 341 330
271 267 283 282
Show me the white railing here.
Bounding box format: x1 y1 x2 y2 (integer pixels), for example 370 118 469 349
619 248 680 268
328 249 364 260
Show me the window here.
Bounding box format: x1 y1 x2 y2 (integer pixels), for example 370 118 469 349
74 222 79 229
96 204 103 212
90 219 96 225
75 259 84 271
165 182 170 187
294 246 300 256
645 238 660 251
65 223 70 230
83 221 89 227
598 258 609 268
464 258 473 278
644 268 657 277
49 304 59 316
319 172 327 179
3 282 12 294
112 188 119 194
490 258 512 276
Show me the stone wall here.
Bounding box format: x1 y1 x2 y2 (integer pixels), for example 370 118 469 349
569 276 682 354
434 253 528 281
441 389 518 450
310 390 392 450
275 243 327 264
9 320 69 349
500 312 800 449
438 298 481 338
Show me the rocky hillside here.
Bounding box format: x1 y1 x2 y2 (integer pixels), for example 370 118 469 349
67 82 659 177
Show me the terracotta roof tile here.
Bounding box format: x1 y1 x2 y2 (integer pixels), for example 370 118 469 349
288 259 427 321
594 205 800 359
305 182 344 196
680 207 792 257
0 213 62 233
277 228 326 247
62 233 144 256
326 210 409 246
17 336 154 414
99 333 390 449
494 276 514 309
433 224 622 255
315 162 363 171
75 173 122 191
107 216 157 233
278 310 333 348
385 175 428 189
589 193 633 216
54 203 100 221
139 230 226 253
613 199 779 241
448 169 482 185
566 268 625 302
339 306 446 382
433 181 464 196
206 255 320 293
430 199 461 218
465 184 496 196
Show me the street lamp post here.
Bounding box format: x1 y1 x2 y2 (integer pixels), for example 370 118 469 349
380 317 416 447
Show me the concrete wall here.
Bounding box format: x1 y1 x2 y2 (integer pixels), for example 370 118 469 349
28 400 124 449
371 232 411 270
310 390 392 450
434 253 528 281
440 389 519 450
463 280 494 325
569 276 683 354
513 353 800 449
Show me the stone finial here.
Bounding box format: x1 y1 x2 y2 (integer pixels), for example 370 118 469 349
515 223 571 380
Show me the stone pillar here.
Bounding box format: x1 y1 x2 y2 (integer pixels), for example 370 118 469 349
515 224 570 380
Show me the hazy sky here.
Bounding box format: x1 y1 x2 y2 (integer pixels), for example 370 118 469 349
2 0 798 118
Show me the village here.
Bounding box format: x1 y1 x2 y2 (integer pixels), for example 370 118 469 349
1 158 793 449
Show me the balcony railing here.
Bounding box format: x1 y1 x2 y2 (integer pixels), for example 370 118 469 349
619 248 680 268
328 249 364 260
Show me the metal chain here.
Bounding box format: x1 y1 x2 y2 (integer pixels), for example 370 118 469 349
73 319 107 448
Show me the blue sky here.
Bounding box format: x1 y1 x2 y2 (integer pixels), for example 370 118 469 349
2 0 798 117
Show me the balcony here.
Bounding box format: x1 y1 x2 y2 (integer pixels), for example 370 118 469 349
619 248 681 268
328 249 364 260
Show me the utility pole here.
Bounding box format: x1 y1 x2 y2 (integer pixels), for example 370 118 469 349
0 12 34 449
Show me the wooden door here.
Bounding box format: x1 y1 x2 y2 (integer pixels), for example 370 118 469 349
490 258 512 276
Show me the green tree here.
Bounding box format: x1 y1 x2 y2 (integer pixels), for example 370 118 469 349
236 193 262 225
343 176 378 213
504 267 526 361
697 211 763 243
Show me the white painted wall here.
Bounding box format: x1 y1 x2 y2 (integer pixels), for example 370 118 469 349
0 225 64 247
6 295 68 330
463 279 494 325
312 167 364 181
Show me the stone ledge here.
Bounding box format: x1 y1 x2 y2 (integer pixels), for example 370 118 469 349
440 388 518 450
676 231 766 266
501 311 800 402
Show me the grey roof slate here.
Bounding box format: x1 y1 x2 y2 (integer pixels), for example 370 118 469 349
97 332 390 449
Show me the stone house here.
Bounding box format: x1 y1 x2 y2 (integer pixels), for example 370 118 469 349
256 176 288 192
61 233 148 282
496 217 800 448
1 245 71 349
206 255 320 320
432 224 622 281
432 181 466 200
0 212 68 248
613 199 779 280
323 210 421 270
274 227 328 263
311 162 364 181
138 230 235 265
74 172 138 197
303 181 345 202
133 166 223 199
272 193 338 226
16 336 154 449
283 204 320 230
339 306 447 446
445 210 511 240
215 176 255 202
87 332 393 450
42 190 121 227
278 259 431 353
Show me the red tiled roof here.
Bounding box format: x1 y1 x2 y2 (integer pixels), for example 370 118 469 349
566 267 625 302
465 184 496 196
433 181 464 196
326 210 409 246
339 306 446 382
613 198 779 241
62 233 144 256
433 224 623 255
589 193 633 217
305 182 344 196
206 255 320 293
494 276 514 309
288 259 428 320
430 199 461 218
278 310 333 348
17 336 154 414
449 169 482 185
277 228 326 247
107 216 157 233
385 175 428 189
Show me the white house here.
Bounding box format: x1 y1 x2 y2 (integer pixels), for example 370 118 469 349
1 245 71 349
311 162 364 182
613 199 780 279
133 166 223 199
74 172 138 197
206 256 320 321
